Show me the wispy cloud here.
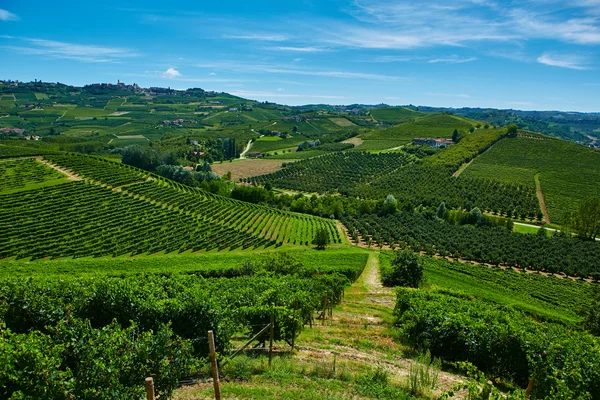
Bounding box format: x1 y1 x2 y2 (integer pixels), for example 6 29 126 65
537 53 591 70
223 34 287 41
428 55 477 64
269 46 327 52
162 68 182 78
195 61 409 81
0 9 19 21
3 37 138 63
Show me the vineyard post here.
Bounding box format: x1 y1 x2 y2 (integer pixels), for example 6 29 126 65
322 295 327 325
268 314 274 367
525 377 535 398
144 377 155 400
208 330 221 400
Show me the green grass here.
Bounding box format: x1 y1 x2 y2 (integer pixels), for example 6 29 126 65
380 252 592 325
0 158 68 193
34 92 49 100
512 224 540 234
353 139 408 151
462 137 600 223
0 247 370 278
252 135 309 153
363 114 474 141
369 107 426 125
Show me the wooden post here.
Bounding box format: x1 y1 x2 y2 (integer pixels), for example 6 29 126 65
268 314 274 367
145 377 155 400
322 295 327 325
208 330 221 400
525 377 535 398
329 296 333 317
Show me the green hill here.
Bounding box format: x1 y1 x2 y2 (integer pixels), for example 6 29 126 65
369 107 426 125
462 136 600 223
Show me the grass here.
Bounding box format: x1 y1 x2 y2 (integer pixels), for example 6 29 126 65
462 137 600 223
369 107 426 125
379 252 593 325
363 114 474 141
0 158 68 194
0 246 370 278
512 224 540 234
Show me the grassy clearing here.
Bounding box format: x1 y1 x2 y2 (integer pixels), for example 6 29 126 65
363 114 474 141
211 158 287 180
369 107 426 125
329 117 356 127
174 252 461 400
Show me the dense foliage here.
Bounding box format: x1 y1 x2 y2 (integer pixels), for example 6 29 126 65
380 250 423 288
394 288 600 398
0 253 363 398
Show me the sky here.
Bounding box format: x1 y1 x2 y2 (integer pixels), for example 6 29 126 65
1 0 599 111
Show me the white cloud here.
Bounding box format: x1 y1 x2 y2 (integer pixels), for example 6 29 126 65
293 58 303 62
277 88 285 91
209 72 216 76
0 9 19 21
2 38 138 62
269 46 327 52
428 55 477 63
223 34 287 41
162 67 182 78
537 53 591 70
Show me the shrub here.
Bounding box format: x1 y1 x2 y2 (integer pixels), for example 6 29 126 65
382 251 423 288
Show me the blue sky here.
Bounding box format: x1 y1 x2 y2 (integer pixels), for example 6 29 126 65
1 0 599 111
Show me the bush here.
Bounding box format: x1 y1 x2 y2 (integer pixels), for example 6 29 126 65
382 251 423 288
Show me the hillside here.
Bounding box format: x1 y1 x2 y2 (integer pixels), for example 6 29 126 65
462 136 600 223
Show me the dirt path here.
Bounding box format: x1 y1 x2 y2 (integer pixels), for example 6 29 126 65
453 140 501 178
534 173 551 224
36 158 82 181
295 253 464 396
239 139 254 159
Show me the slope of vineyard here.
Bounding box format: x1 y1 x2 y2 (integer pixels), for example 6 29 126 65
0 154 341 260
369 107 426 124
461 137 600 222
363 113 474 141
247 151 413 194
343 212 600 279
0 158 68 193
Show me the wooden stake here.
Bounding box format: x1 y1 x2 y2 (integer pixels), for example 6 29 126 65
145 377 155 400
525 377 535 398
208 330 221 400
322 295 327 325
268 314 274 367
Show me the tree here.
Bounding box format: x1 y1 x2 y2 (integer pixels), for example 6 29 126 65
383 250 423 288
507 124 518 137
312 227 330 250
381 194 398 215
583 290 600 336
436 201 448 220
452 129 462 143
565 197 600 240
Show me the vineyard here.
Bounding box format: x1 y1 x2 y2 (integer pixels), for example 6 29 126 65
0 154 341 260
381 252 593 324
0 158 67 193
462 137 600 222
0 252 366 398
247 151 414 194
362 114 474 141
394 287 600 398
342 211 600 278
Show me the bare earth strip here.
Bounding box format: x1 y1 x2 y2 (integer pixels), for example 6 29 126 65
452 140 501 178
36 158 82 181
534 173 551 224
211 159 286 181
342 137 364 147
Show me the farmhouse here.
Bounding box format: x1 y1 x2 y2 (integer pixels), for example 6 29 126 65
412 138 454 148
0 128 25 135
